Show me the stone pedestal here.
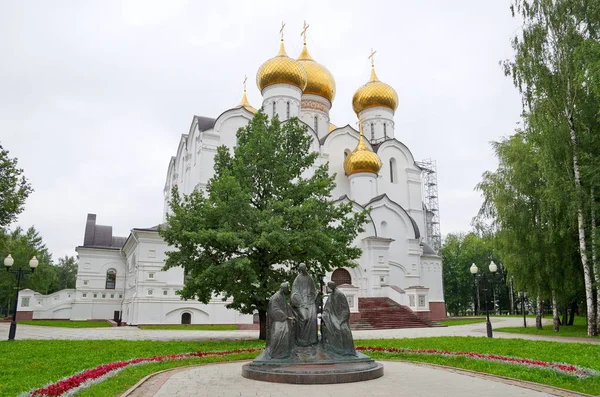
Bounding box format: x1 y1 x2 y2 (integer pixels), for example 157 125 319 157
242 345 383 384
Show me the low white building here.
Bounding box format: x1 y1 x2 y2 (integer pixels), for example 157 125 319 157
25 33 445 325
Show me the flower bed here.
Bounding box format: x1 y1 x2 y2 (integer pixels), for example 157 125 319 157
25 348 263 397
24 346 598 396
356 346 599 378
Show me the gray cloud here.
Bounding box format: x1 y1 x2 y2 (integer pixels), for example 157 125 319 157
1 0 522 259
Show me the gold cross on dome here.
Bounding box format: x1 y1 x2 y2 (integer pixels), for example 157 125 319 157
301 20 309 44
279 21 286 40
368 48 377 67
243 75 247 91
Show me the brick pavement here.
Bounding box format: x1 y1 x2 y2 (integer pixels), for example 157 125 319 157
126 361 558 397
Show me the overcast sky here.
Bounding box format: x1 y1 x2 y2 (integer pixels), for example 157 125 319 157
1 1 522 260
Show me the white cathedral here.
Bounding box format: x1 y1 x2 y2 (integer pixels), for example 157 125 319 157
19 30 446 326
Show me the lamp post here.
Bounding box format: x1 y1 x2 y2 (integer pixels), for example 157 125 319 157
4 254 39 341
470 261 498 338
521 292 527 328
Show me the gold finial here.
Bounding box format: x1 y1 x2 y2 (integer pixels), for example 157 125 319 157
301 20 309 45
243 75 248 92
279 21 286 41
368 48 377 67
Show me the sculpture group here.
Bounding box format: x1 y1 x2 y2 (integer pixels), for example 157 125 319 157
265 263 356 359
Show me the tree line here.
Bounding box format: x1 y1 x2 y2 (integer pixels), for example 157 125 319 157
443 0 600 336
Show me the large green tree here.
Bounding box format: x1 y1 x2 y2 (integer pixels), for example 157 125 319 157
0 144 33 229
160 112 367 339
503 0 600 335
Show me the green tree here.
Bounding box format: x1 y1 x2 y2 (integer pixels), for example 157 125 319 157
0 227 54 315
160 112 367 339
504 0 600 336
0 144 33 228
55 256 78 290
442 231 507 316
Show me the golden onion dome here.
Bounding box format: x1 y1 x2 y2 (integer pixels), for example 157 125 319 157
352 66 398 115
344 127 382 175
296 44 336 103
329 122 337 132
256 40 307 92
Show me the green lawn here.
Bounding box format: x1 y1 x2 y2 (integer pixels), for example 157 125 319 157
138 324 238 330
2 337 600 396
438 318 485 326
18 320 111 328
496 316 600 339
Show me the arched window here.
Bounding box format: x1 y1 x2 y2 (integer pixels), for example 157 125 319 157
370 123 375 140
331 268 352 286
314 116 319 133
380 221 388 237
286 102 290 119
106 269 116 289
383 123 387 139
389 157 397 183
272 102 276 118
181 312 191 325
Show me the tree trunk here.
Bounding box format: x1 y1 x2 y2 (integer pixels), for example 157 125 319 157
567 113 596 337
568 301 577 326
258 309 267 341
591 187 600 333
552 290 559 332
561 305 568 327
536 293 543 330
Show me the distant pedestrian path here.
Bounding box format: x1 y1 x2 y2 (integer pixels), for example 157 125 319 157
1 317 599 344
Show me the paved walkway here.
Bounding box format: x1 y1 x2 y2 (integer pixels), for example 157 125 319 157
2 317 599 344
124 361 573 397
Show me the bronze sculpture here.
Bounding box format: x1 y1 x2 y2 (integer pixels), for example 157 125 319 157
321 281 356 355
291 263 318 346
266 282 295 359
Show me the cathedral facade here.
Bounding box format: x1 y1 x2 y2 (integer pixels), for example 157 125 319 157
22 31 445 325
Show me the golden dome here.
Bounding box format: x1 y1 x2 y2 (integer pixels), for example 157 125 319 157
236 88 257 113
352 66 398 114
344 126 382 175
256 40 307 92
329 122 337 132
297 44 336 103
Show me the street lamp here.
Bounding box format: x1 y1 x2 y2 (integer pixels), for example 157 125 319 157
470 261 498 338
4 254 39 341
520 291 527 328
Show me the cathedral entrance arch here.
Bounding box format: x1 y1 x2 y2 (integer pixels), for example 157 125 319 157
331 268 352 286
181 312 191 324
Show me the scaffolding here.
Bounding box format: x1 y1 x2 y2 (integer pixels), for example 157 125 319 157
416 158 441 253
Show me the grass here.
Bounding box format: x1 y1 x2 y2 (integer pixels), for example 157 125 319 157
2 337 600 396
18 320 111 328
0 339 264 397
496 316 600 339
138 324 238 330
438 318 485 326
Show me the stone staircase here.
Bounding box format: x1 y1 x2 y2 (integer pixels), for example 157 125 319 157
351 297 432 330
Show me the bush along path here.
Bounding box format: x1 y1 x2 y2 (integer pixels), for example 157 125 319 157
21 346 600 396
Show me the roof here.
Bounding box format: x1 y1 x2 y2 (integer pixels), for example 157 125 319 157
421 242 439 256
194 115 216 131
81 214 127 250
365 194 421 239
